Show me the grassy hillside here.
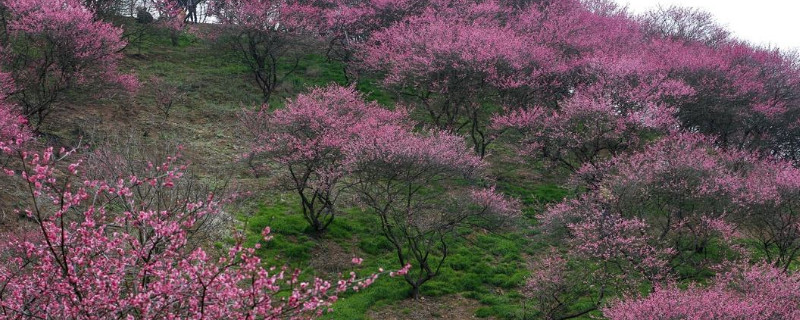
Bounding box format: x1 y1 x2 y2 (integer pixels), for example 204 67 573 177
37 21 579 319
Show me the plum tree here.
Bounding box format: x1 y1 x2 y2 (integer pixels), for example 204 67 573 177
242 85 406 235
0 0 137 128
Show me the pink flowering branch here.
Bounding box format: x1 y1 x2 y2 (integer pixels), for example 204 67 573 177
604 263 800 320
0 147 396 319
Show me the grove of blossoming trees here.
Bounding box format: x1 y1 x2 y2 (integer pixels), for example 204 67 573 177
1 0 800 317
244 84 521 296
0 0 137 128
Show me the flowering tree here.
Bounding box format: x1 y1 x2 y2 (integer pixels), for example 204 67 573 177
149 0 191 45
242 85 406 235
0 104 27 155
359 0 543 156
504 0 646 107
669 43 800 152
210 0 324 102
510 1 800 162
0 71 29 207
323 0 433 83
0 81 29 155
356 0 700 158
0 145 391 319
528 129 800 316
636 7 800 157
563 134 747 267
529 133 753 316
639 5 729 45
527 195 681 319
523 249 606 320
349 124 520 298
603 264 800 320
82 134 233 251
0 0 137 128
736 158 800 271
491 93 677 173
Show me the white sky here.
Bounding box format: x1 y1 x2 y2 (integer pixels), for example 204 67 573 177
624 0 800 51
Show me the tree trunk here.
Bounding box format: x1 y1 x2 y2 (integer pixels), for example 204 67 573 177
410 283 421 300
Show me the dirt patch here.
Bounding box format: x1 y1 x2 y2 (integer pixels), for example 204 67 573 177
366 294 494 320
309 239 358 275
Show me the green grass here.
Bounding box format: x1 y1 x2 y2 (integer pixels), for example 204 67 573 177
242 201 317 264
236 194 536 319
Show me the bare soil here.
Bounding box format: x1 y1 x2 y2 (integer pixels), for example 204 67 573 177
367 295 495 320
